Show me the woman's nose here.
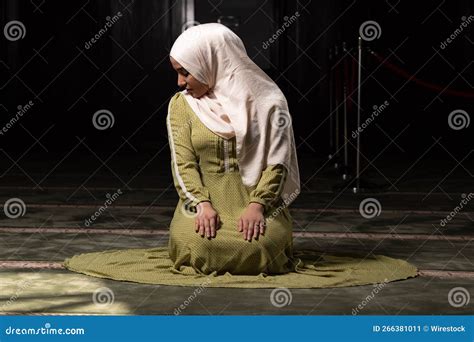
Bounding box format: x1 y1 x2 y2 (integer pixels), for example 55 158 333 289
177 74 186 87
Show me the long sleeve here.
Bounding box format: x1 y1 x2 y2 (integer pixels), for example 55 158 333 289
248 164 287 213
167 95 211 206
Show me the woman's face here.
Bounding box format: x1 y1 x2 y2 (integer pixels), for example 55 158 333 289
170 57 209 98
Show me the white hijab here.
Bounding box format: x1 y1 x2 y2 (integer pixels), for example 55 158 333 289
170 23 300 206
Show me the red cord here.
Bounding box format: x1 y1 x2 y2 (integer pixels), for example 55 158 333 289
370 51 474 98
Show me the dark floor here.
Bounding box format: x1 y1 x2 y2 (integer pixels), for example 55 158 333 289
0 151 473 315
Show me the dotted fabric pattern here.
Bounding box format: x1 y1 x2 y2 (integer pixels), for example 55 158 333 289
63 247 418 288
167 92 287 212
62 92 418 287
166 92 293 275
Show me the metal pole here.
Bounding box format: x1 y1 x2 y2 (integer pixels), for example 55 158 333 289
343 85 349 180
334 44 340 169
328 47 334 161
353 37 362 193
342 42 349 180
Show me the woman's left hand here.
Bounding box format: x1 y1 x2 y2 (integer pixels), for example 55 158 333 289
238 203 266 241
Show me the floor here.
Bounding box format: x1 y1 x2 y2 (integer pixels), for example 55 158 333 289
0 150 473 315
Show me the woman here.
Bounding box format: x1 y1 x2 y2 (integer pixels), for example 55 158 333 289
167 22 301 275
63 23 417 288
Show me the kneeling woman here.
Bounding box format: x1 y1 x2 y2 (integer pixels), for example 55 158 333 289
167 23 301 276
62 24 417 288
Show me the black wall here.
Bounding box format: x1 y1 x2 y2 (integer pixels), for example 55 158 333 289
1 0 472 163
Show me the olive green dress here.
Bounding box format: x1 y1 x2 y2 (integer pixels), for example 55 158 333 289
167 92 295 275
62 92 418 288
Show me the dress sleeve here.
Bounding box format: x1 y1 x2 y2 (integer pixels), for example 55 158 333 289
167 94 211 206
248 164 287 213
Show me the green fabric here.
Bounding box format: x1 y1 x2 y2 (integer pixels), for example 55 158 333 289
166 92 299 275
63 247 417 288
167 92 286 211
63 92 418 287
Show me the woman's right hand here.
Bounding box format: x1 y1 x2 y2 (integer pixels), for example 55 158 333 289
195 201 220 239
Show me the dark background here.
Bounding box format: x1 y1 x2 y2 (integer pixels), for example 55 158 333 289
0 0 472 190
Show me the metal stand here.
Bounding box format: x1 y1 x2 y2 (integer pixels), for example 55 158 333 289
328 47 334 161
334 45 340 169
342 41 350 180
353 37 362 193
332 38 385 193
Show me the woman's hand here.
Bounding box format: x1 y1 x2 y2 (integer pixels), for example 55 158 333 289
238 202 266 241
195 201 220 239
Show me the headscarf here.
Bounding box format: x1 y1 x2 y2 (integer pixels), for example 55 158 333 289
170 23 300 206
